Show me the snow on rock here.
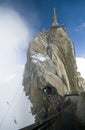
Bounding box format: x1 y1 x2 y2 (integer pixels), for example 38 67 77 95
31 53 50 62
34 37 38 40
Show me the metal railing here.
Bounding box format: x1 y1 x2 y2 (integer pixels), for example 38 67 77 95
20 94 79 130
20 112 62 130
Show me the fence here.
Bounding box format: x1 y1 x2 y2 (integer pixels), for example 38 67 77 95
20 94 79 130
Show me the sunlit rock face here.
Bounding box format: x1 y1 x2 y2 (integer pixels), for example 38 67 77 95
23 26 84 122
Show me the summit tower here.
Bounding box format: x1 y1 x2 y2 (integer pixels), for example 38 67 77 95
52 8 58 26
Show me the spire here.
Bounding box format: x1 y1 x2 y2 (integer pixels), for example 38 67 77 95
52 8 58 27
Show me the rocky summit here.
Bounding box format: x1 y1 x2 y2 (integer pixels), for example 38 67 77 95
22 24 85 122
23 26 84 95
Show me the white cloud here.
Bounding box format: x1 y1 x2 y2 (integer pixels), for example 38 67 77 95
80 23 85 28
75 22 85 32
0 7 32 83
76 57 85 79
0 7 35 129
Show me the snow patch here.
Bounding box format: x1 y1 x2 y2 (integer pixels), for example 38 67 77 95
32 59 38 63
34 37 38 40
31 53 50 62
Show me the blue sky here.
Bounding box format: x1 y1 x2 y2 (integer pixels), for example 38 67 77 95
0 0 84 57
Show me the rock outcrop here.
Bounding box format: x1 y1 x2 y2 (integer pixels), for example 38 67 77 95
23 26 84 122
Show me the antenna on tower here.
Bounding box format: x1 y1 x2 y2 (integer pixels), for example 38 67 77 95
52 8 58 26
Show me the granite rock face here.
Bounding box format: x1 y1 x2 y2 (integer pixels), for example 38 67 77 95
23 26 84 122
